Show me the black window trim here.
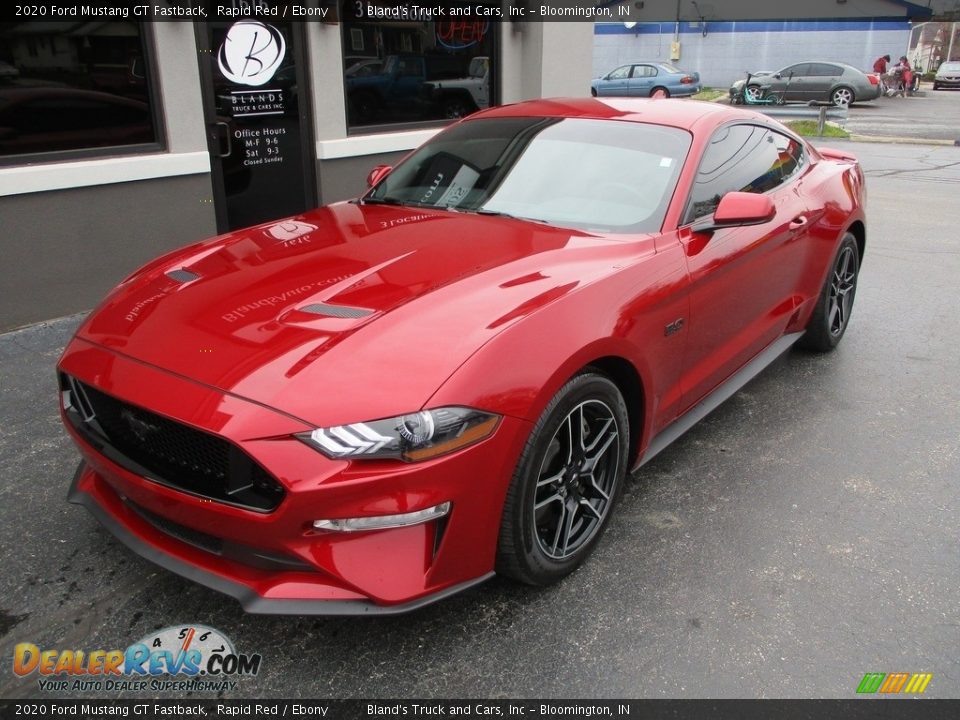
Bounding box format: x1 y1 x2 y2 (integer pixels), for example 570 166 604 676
679 121 810 227
0 22 166 169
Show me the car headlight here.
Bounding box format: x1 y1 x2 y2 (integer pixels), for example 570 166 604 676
296 407 501 462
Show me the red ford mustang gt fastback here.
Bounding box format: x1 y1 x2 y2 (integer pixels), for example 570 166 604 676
59 97 865 614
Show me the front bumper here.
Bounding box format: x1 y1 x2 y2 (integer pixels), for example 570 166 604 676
60 338 529 613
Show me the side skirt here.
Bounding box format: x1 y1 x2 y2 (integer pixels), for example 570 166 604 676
635 332 804 469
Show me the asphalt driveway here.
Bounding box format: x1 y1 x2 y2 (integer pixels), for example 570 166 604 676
845 82 960 142
0 140 958 700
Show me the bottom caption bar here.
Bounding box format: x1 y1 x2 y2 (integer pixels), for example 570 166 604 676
1 700 957 720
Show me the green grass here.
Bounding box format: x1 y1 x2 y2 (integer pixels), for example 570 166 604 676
784 120 851 139
692 88 727 102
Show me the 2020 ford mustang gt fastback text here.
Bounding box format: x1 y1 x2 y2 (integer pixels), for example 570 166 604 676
59 98 865 614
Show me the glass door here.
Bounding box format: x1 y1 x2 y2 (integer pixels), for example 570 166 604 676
197 18 315 232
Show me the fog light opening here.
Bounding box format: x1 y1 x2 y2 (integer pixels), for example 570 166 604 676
313 502 452 533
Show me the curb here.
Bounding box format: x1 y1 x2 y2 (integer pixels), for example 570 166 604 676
847 134 958 146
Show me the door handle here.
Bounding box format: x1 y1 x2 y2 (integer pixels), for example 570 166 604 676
789 215 808 230
210 121 232 158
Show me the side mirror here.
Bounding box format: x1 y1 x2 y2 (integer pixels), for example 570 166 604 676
366 165 392 188
692 192 776 234
773 73 782 79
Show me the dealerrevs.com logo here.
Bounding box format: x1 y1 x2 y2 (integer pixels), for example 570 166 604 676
14 625 261 693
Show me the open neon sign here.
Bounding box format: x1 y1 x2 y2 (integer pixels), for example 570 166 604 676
436 21 490 50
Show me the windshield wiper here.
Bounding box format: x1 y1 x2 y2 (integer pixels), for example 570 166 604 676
473 208 549 225
358 196 404 206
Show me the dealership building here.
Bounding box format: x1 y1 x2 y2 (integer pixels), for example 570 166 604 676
0 10 592 330
0 0 940 331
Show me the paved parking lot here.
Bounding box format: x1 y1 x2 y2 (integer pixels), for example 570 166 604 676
845 82 960 142
0 140 958 700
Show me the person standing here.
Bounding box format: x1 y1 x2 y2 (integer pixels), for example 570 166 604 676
873 54 892 94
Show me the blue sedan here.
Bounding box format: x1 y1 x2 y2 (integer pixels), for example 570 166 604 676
591 62 702 98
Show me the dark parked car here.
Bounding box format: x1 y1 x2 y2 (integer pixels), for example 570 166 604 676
592 61 701 98
730 61 882 106
0 87 153 156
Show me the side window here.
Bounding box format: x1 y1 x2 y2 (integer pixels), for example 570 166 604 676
782 64 811 77
0 21 159 160
633 65 656 77
686 125 787 222
808 63 841 77
608 65 630 80
770 131 806 183
341 12 497 130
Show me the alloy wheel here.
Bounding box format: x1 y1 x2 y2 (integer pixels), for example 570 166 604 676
532 400 621 560
832 87 853 106
828 245 857 336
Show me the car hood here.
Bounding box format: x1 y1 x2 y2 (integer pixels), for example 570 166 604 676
76 203 630 426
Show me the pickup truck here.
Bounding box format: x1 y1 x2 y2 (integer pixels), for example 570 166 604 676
422 56 490 119
346 54 469 123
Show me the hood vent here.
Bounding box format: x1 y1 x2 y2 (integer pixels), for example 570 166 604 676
166 269 200 283
300 302 374 319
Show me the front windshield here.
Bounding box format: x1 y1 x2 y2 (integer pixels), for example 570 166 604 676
366 116 691 233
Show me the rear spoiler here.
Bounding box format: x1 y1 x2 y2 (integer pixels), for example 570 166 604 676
817 147 859 163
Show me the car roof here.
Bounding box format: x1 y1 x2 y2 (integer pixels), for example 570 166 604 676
471 97 760 132
781 60 860 72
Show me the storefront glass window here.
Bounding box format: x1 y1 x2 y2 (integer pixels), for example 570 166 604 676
341 5 497 130
0 22 159 160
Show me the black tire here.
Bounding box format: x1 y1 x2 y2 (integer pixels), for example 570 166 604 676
798 233 860 352
441 96 474 119
831 86 855 106
591 87 598 97
496 372 629 586
933 82 940 90
650 86 670 98
349 91 380 122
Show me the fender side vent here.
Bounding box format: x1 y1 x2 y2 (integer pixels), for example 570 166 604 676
300 303 373 319
166 269 200 283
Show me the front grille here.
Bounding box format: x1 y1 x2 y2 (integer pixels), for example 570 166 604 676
62 374 284 512
126 500 312 571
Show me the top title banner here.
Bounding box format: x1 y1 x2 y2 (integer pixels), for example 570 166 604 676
5 1 632 23
3 0 929 22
